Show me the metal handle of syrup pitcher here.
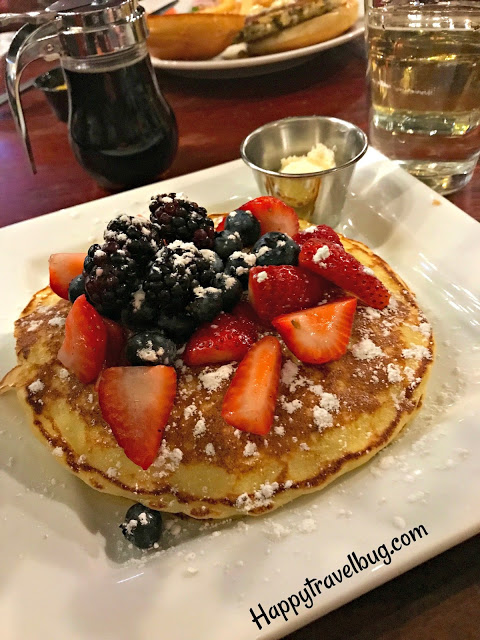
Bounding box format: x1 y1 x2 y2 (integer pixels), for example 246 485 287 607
5 22 62 173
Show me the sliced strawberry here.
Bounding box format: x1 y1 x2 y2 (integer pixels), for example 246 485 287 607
239 196 299 237
103 318 127 368
183 312 258 367
231 300 263 327
299 239 390 310
248 265 329 325
98 366 176 470
58 294 107 383
272 298 357 365
293 225 342 247
221 336 281 435
49 253 86 300
215 216 226 232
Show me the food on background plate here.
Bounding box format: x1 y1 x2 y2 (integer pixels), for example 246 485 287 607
239 0 359 56
1 194 434 548
146 0 358 60
146 13 246 60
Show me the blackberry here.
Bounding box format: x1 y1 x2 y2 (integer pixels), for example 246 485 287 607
120 503 163 550
224 209 261 246
104 214 161 269
253 232 300 267
83 243 140 320
142 240 218 318
224 251 257 289
126 331 177 366
213 230 243 261
149 193 215 249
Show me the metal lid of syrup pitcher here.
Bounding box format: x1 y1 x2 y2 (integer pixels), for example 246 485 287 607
3 0 148 172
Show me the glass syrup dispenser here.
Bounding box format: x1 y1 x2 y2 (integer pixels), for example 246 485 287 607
3 0 178 189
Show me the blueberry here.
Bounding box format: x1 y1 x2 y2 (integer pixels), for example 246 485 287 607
253 232 300 267
188 287 223 324
215 272 243 311
200 249 224 274
225 209 261 246
120 503 163 550
213 230 243 261
224 251 256 289
68 275 85 303
126 331 177 366
157 313 197 343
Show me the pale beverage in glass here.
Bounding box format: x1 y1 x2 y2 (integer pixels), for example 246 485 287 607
365 0 480 194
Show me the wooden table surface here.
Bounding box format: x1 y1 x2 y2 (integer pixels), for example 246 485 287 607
0 37 479 640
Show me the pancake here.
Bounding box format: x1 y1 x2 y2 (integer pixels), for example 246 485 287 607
1 235 434 519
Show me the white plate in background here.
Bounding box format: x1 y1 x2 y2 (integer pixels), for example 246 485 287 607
149 0 365 78
0 148 479 639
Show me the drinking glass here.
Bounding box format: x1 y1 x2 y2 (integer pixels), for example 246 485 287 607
365 0 480 194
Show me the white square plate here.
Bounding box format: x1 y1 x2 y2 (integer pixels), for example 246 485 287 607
1 148 479 640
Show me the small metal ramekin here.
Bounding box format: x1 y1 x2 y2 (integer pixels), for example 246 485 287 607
240 116 368 228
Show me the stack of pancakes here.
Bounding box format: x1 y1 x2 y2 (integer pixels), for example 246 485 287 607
2 233 434 519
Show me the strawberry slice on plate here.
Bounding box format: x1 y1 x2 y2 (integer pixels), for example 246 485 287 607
58 294 107 383
248 265 329 325
215 216 226 232
231 300 263 328
98 366 177 470
272 298 357 365
238 196 299 237
221 335 281 435
183 312 258 366
103 318 127 367
49 253 86 300
293 224 342 247
299 238 390 310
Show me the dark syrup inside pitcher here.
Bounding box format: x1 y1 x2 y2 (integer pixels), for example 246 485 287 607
66 54 177 190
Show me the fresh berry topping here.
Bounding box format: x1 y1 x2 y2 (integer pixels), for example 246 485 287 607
214 273 243 311
98 365 177 470
224 209 261 246
125 331 177 366
57 295 107 383
221 336 281 436
299 239 390 310
103 319 127 368
104 214 161 267
239 196 299 237
142 241 217 316
49 253 86 300
215 216 226 232
83 243 140 320
272 298 357 365
121 289 157 330
68 274 86 304
120 503 163 549
183 312 258 367
293 224 342 247
188 286 223 324
224 251 257 289
149 193 215 249
213 230 243 261
252 231 300 267
231 300 263 327
200 249 224 274
248 265 329 325
157 313 197 344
